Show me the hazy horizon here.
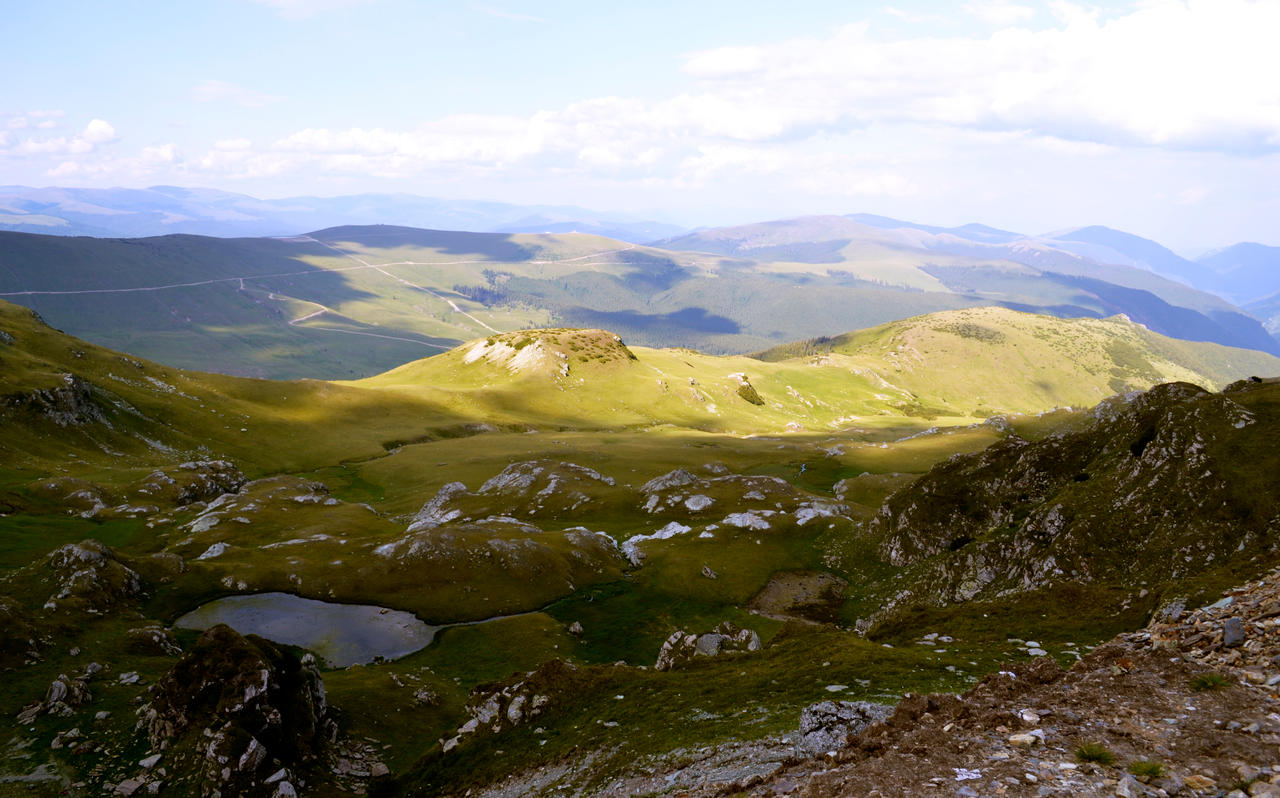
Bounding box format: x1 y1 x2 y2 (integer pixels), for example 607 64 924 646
5 1 1280 253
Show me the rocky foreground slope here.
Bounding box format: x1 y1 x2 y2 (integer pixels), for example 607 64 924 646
729 564 1280 798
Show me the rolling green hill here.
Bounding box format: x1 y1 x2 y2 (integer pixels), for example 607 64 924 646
353 308 1280 431
3 220 1277 381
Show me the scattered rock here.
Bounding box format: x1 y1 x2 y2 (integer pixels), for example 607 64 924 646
655 622 762 671
114 778 145 796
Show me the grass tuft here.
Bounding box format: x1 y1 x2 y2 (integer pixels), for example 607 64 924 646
1189 672 1232 692
1127 760 1164 780
1074 742 1115 766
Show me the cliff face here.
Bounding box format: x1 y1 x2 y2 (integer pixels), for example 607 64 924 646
863 378 1280 610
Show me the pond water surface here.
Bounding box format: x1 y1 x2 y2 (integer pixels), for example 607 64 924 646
175 592 438 668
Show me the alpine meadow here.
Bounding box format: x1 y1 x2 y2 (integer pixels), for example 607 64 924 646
4 3 1280 797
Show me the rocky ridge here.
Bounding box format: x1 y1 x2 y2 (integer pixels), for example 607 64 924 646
857 379 1280 620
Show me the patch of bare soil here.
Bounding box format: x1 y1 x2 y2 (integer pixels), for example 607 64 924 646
748 571 849 625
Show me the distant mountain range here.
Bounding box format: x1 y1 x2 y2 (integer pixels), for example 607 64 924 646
4 185 1278 319
0 185 686 244
2 213 1278 379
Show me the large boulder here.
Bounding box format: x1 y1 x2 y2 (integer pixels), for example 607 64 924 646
797 700 893 756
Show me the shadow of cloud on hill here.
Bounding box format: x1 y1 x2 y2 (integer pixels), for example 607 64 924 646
307 225 537 262
1044 273 1280 356
560 306 742 336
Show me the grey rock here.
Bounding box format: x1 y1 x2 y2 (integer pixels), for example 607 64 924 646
1116 774 1144 798
796 700 892 756
1154 773 1185 795
273 782 297 798
237 737 266 772
695 633 727 657
1224 616 1245 648
115 779 145 796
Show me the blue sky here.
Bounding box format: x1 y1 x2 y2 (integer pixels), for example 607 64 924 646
3 0 1279 253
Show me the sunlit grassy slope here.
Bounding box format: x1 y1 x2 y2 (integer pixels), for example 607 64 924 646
351 307 1280 430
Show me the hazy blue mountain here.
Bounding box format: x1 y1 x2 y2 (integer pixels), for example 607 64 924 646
0 185 686 244
1041 225 1207 284
658 216 1280 356
845 213 1024 244
1196 242 1280 305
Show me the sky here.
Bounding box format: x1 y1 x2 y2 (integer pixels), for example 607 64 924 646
3 0 1280 254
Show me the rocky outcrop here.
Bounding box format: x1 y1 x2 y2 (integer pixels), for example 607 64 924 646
748 571 849 624
865 381 1280 608
407 461 618 530
16 663 102 724
5 373 109 426
654 621 762 671
43 539 144 613
134 460 246 506
138 624 332 798
796 700 892 756
442 660 585 753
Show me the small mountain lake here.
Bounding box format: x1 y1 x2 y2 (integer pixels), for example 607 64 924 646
175 592 438 668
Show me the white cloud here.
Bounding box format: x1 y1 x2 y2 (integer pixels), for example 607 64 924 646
1176 186 1208 205
139 143 179 165
82 119 116 144
47 160 80 177
9 119 117 156
248 0 373 20
192 80 282 108
675 1 1280 152
964 1 1034 27
5 109 65 131
10 0 1280 250
163 1 1280 197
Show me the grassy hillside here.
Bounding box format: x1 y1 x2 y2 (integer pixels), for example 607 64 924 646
5 221 1277 382
753 307 1280 415
4 297 1280 796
